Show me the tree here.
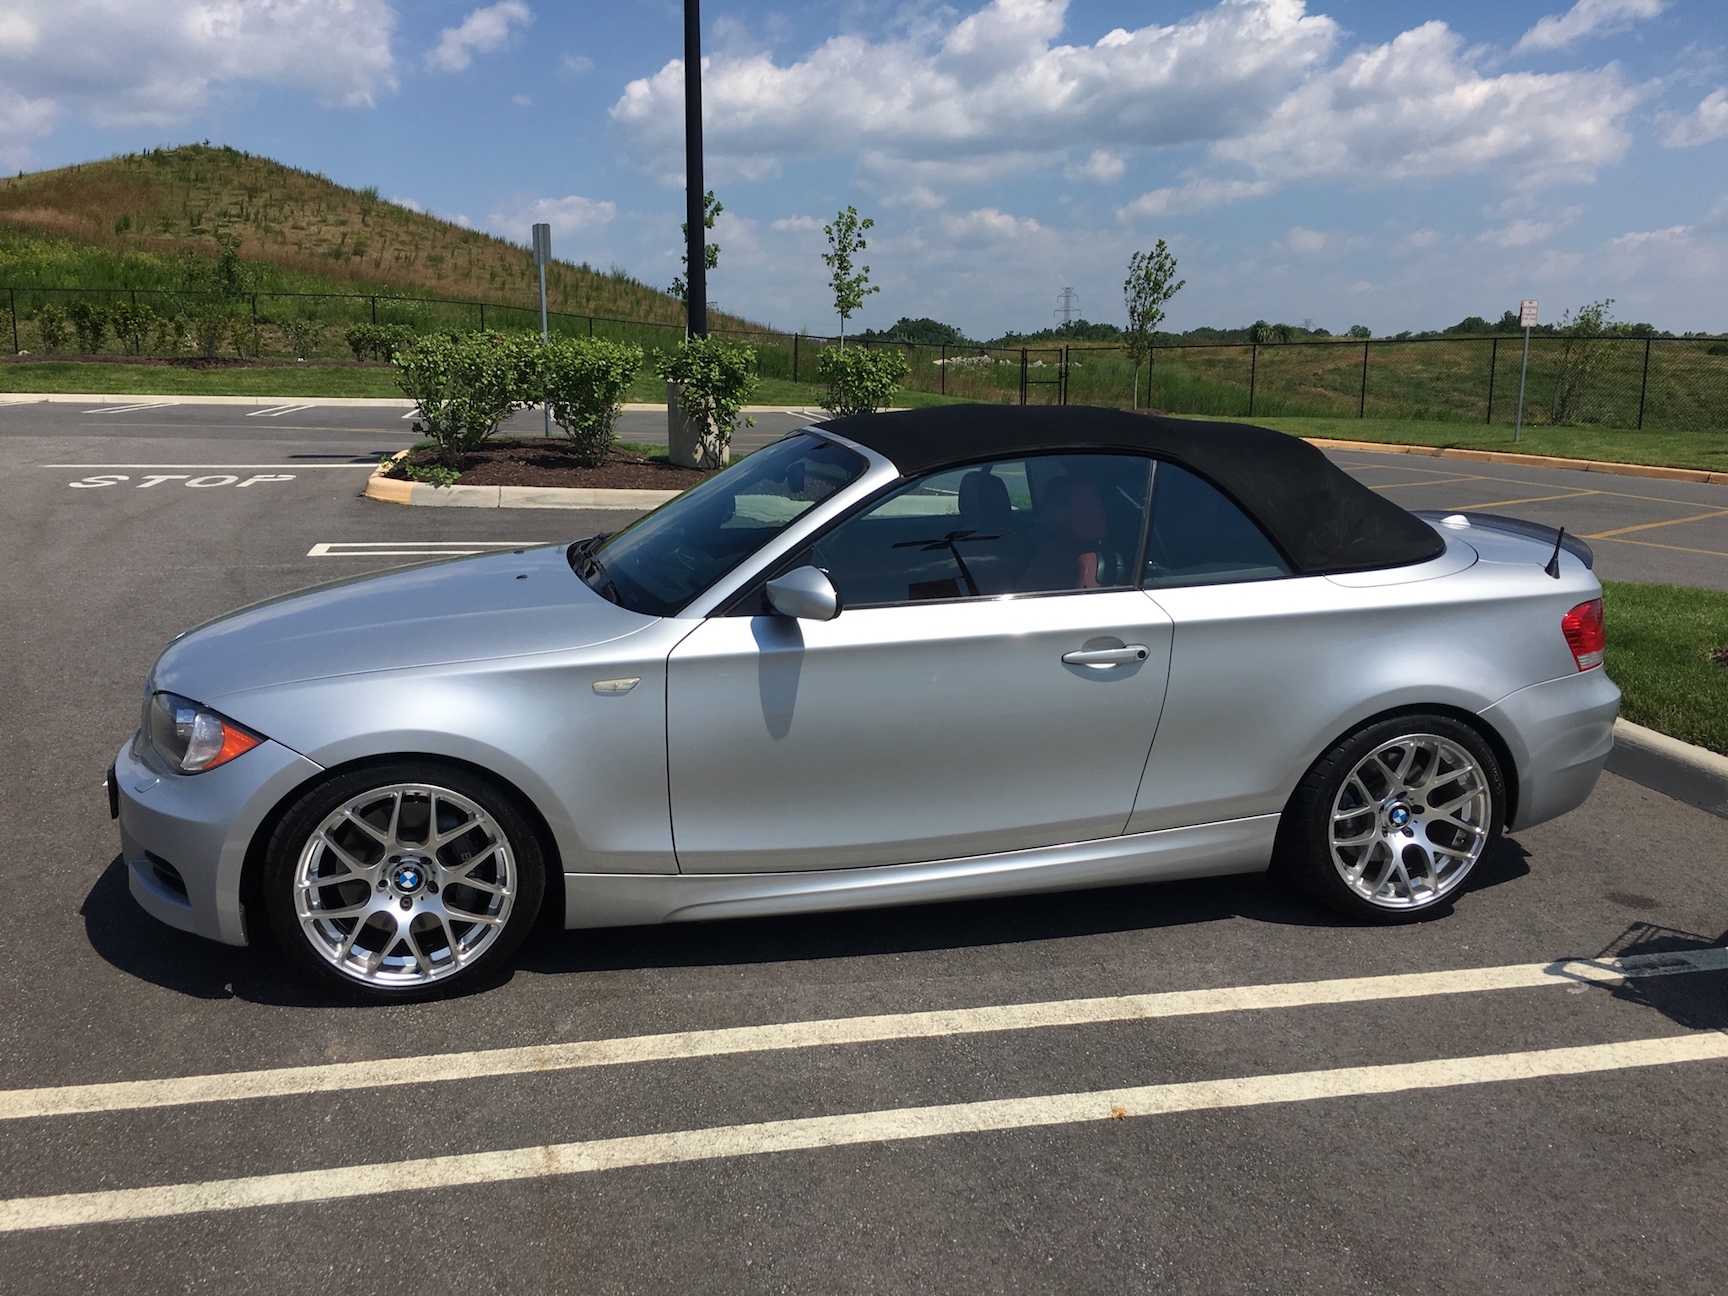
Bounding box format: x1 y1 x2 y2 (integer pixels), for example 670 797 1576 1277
1123 240 1184 409
1347 324 1372 339
823 206 879 346
1548 298 1616 425
670 190 722 304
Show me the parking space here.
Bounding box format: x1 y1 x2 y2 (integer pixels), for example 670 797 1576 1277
1329 448 1728 591
0 405 1724 1289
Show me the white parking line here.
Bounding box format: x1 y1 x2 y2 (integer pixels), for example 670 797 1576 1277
4 947 1719 1123
80 402 179 415
44 463 375 470
307 542 537 558
3 1031 1724 1234
245 404 317 418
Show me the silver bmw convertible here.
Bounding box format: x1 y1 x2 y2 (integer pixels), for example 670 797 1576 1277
111 406 1620 999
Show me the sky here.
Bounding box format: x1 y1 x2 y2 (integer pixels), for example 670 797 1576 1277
1 0 1725 337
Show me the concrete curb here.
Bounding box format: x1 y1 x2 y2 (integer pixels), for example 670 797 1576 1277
1304 437 1728 487
362 457 678 511
1607 718 1728 820
0 392 418 408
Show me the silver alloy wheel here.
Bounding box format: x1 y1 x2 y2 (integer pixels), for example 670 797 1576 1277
292 782 516 988
1328 733 1491 910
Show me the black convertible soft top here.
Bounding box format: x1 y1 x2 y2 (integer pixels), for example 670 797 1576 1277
816 404 1446 575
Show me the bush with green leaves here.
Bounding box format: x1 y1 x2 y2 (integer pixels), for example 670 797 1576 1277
283 319 324 361
540 337 644 466
110 301 158 355
154 313 189 355
33 304 70 353
68 301 110 353
345 322 419 362
229 316 263 359
392 331 526 460
655 336 758 469
816 344 910 417
191 308 228 358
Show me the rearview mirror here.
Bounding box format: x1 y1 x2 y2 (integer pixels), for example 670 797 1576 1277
764 566 841 621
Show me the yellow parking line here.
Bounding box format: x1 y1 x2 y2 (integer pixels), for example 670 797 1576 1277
1588 534 1728 559
1368 474 1492 489
1453 490 1600 510
1581 508 1728 540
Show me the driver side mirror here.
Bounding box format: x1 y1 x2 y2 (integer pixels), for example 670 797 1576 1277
764 566 841 621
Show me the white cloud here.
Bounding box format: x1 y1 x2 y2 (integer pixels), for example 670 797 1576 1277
1066 149 1124 183
1610 223 1689 248
1405 229 1438 248
612 0 1337 190
938 207 1046 243
512 93 531 107
390 196 422 212
1213 21 1640 191
560 53 593 77
1664 88 1728 148
1479 219 1554 247
0 85 57 167
425 1 531 74
0 0 396 133
1288 226 1326 252
487 193 616 241
1118 178 1273 218
1514 0 1664 54
769 215 823 233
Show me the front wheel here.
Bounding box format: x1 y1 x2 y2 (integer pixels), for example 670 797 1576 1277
1278 715 1505 922
261 763 546 1000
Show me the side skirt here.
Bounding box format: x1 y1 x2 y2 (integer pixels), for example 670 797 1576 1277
562 814 1279 930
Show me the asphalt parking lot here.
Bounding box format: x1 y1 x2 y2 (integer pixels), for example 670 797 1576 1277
1 400 1725 1292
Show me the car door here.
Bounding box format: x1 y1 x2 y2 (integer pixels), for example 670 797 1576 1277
665 452 1174 874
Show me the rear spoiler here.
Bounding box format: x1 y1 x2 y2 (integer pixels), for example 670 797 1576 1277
1414 510 1595 570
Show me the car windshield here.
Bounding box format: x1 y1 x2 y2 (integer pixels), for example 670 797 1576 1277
573 433 866 616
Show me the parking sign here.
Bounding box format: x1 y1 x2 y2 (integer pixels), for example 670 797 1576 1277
1519 299 1539 327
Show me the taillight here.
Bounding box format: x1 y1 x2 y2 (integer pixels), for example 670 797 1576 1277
1561 598 1605 671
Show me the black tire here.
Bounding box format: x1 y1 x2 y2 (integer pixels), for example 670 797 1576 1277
1276 713 1505 923
262 761 546 1001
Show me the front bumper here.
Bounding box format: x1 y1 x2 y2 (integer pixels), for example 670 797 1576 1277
113 735 324 946
1479 667 1621 831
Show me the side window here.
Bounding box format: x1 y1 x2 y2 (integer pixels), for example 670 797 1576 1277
1142 462 1291 588
809 453 1153 608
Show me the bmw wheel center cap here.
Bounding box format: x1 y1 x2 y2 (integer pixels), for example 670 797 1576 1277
392 861 426 893
1387 804 1411 828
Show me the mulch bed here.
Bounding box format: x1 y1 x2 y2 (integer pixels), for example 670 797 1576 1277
0 354 392 368
390 438 715 490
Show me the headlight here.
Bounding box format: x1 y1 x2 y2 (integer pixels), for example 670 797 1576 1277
146 692 262 774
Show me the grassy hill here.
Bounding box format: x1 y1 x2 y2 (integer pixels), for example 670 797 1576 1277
0 143 715 327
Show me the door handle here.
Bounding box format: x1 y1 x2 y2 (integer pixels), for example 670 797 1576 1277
1062 644 1149 667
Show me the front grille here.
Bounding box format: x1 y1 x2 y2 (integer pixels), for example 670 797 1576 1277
144 853 188 899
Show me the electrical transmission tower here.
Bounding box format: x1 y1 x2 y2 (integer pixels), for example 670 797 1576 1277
1054 286 1080 325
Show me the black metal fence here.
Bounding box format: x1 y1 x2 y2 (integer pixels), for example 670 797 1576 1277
7 284 1726 431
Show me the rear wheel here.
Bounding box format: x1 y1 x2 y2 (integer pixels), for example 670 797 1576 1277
262 763 545 1000
1278 714 1504 922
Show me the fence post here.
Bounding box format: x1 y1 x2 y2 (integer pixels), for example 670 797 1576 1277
1637 336 1652 430
793 333 800 383
479 302 486 330
587 316 593 338
8 288 17 356
250 293 257 323
1062 345 1070 406
1358 341 1369 418
939 342 946 395
1485 337 1498 423
1248 343 1258 417
1020 347 1028 406
370 295 377 325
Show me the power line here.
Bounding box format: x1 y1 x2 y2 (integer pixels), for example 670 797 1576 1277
1054 286 1079 324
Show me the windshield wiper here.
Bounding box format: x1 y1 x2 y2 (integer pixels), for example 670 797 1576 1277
566 532 610 570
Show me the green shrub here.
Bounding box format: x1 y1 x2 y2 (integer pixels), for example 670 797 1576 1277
33 304 70 353
345 322 419 362
229 316 263 359
816 344 911 416
656 336 757 469
191 308 227 358
542 337 644 465
154 313 189 355
110 300 157 355
392 331 525 459
67 301 110 353
282 319 323 361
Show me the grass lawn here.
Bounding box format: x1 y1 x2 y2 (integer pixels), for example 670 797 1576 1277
1602 580 1728 755
1242 416 1728 476
0 361 405 397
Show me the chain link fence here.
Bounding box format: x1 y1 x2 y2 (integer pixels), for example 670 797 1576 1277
7 285 1726 430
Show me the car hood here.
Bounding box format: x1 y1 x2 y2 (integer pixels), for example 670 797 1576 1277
152 544 658 703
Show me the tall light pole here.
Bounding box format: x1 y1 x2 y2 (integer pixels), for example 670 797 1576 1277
532 221 552 437
683 0 707 338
